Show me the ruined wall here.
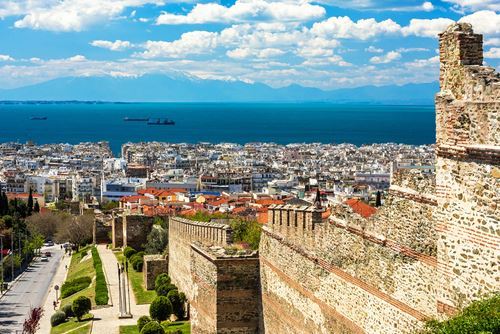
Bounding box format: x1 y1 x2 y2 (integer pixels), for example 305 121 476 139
190 245 260 334
435 23 500 313
122 214 154 250
93 219 112 244
168 216 233 300
111 214 123 248
144 254 168 290
260 202 435 334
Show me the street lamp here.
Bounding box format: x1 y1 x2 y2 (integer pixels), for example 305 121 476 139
0 234 4 293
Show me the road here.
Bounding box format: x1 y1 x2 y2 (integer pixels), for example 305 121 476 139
0 245 64 334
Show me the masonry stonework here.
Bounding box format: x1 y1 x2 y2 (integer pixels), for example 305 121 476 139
144 254 169 290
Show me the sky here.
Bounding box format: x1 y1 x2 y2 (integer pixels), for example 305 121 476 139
0 0 499 90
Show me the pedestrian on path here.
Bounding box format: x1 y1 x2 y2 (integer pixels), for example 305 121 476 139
53 301 57 310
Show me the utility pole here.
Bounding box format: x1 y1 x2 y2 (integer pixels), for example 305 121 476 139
11 233 14 281
1 234 4 293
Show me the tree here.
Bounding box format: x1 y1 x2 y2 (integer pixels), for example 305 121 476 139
0 192 5 215
72 296 91 321
144 226 168 255
375 191 382 207
140 321 165 334
33 200 40 213
27 188 33 216
56 214 93 248
22 307 43 334
149 296 172 322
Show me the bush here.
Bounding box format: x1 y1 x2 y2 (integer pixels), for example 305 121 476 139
422 294 500 334
149 296 173 322
132 258 144 272
154 274 171 290
137 315 153 332
91 247 109 305
60 276 92 298
140 320 165 334
166 290 184 319
123 246 137 259
61 304 74 318
72 296 91 321
50 311 66 327
156 284 176 297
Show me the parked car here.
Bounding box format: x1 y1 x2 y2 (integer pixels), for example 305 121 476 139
45 251 51 257
40 256 48 262
44 240 54 247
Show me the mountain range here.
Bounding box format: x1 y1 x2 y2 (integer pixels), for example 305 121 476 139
0 75 438 104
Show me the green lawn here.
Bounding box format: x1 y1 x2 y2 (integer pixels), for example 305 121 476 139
119 321 190 334
60 246 96 308
50 314 93 334
113 251 156 304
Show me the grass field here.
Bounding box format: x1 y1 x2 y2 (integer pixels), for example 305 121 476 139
119 321 190 334
114 251 156 304
50 313 93 334
60 246 96 308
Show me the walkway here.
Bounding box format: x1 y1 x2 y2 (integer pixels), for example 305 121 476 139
91 245 149 333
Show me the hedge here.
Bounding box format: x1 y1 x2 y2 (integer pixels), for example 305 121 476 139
123 246 137 259
72 296 91 321
91 246 109 305
50 311 66 327
60 276 92 298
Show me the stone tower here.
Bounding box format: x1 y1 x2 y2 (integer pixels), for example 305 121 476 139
435 23 499 314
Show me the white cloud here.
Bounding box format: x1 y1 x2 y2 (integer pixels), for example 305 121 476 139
135 31 218 58
397 47 429 52
485 38 500 46
484 48 500 59
370 51 401 63
0 54 15 61
443 0 500 12
311 16 401 40
156 0 325 25
91 40 133 51
226 47 284 59
402 18 455 38
459 10 500 35
9 0 166 31
405 55 439 68
366 46 384 53
422 2 434 11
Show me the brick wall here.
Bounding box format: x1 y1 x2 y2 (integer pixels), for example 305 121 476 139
122 215 154 250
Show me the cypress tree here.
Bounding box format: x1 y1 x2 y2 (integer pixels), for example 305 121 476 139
33 200 40 213
375 191 382 207
27 188 33 215
0 192 4 215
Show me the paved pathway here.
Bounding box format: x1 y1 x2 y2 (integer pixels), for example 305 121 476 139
0 245 64 334
37 247 71 334
91 245 149 334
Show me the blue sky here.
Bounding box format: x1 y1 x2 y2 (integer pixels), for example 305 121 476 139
0 0 499 90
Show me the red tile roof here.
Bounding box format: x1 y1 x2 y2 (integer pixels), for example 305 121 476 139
344 199 377 218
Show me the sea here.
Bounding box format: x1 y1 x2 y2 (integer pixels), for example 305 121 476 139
0 102 435 156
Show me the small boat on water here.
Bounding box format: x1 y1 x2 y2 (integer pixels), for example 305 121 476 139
123 117 149 121
147 118 175 125
30 116 47 120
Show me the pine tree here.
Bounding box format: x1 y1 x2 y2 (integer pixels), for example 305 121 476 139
33 200 40 213
27 188 33 215
0 192 4 215
375 191 382 207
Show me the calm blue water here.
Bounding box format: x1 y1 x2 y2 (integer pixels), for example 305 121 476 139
0 102 435 156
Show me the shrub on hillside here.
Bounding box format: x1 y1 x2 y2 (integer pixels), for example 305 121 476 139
140 320 165 334
72 296 91 321
137 315 153 332
50 311 66 327
91 247 109 305
150 296 173 322
123 246 137 259
60 276 92 298
154 274 171 290
61 304 74 318
156 284 176 297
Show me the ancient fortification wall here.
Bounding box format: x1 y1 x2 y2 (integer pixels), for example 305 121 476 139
434 23 499 313
259 23 498 334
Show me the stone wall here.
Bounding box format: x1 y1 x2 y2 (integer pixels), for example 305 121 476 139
190 244 260 334
144 254 169 290
93 219 112 244
168 216 233 300
122 214 155 250
112 213 123 248
435 23 499 313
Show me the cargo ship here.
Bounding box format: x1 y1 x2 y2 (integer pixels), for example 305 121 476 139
147 118 175 125
123 117 149 121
